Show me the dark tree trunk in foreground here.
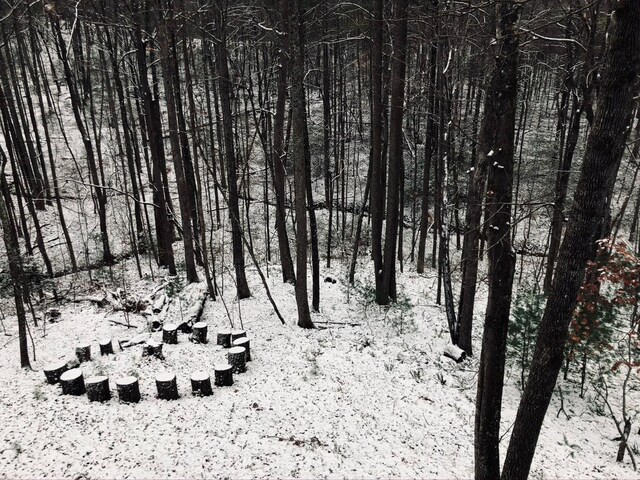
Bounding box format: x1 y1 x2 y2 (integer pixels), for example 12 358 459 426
501 3 640 479
370 0 385 304
0 152 30 368
214 2 251 299
160 1 199 284
289 0 314 328
272 0 296 284
50 15 113 265
474 3 520 479
134 10 176 275
380 0 409 305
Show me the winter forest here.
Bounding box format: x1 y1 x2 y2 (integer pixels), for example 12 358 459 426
1 0 639 478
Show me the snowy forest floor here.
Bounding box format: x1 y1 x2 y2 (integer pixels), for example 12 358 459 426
0 259 637 479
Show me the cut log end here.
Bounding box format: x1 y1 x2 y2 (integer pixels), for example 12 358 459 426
217 330 232 348
99 338 114 356
60 368 86 395
156 372 179 400
86 376 111 402
190 371 213 396
228 346 247 374
142 340 164 359
75 344 92 363
162 323 178 344
214 363 233 387
43 361 68 384
231 329 247 341
443 344 467 363
190 322 208 344
115 376 141 403
232 337 251 362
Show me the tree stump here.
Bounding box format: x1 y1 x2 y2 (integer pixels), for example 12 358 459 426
142 340 164 359
116 376 141 403
75 343 92 363
227 346 247 374
60 368 86 395
214 363 233 387
217 329 232 348
190 322 208 344
43 361 68 384
86 376 111 402
231 329 247 342
162 323 178 344
232 337 251 362
99 338 114 356
190 371 213 396
156 372 179 400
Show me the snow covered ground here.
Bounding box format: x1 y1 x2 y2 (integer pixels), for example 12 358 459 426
0 260 637 479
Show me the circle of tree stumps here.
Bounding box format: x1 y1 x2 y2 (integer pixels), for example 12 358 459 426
43 325 252 403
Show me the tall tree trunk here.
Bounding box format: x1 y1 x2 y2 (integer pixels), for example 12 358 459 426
474 3 520 479
214 1 251 299
380 0 408 305
502 3 640 478
289 0 314 328
0 151 30 369
160 1 199 284
271 0 296 284
134 7 176 275
50 15 113 265
370 0 385 303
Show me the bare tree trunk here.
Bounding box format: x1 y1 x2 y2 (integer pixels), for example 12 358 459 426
502 4 640 478
160 1 198 283
0 151 30 368
289 0 314 328
214 1 251 299
370 0 385 303
474 3 520 479
380 0 408 305
272 0 296 284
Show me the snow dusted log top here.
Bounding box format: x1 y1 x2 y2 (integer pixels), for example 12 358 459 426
443 344 467 363
228 346 247 374
190 371 212 396
43 361 68 384
142 340 164 359
75 343 92 363
116 376 140 403
214 363 233 387
190 322 208 344
156 372 179 400
60 368 86 395
99 338 114 356
162 323 178 344
232 337 251 362
231 329 247 341
217 329 232 348
86 376 111 402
